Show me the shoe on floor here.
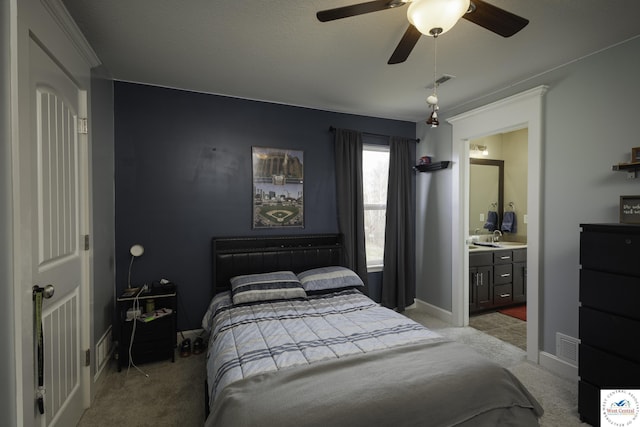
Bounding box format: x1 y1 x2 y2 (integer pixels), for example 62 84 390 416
193 337 204 355
180 338 191 357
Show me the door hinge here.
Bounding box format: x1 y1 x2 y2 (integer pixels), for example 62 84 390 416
83 234 90 251
78 117 88 135
85 349 90 366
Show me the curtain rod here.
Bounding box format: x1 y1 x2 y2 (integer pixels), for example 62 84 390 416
329 126 420 143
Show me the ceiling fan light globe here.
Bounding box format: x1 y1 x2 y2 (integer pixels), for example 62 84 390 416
427 94 438 105
407 0 470 36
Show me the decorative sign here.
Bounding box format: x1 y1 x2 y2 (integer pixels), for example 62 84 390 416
619 195 640 224
252 147 304 229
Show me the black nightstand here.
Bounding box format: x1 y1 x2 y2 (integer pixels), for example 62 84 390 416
116 286 177 371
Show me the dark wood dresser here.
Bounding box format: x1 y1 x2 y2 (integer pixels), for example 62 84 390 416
579 223 640 426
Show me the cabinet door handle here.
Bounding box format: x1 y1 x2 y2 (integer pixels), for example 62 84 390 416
500 273 511 278
500 256 511 260
500 293 511 298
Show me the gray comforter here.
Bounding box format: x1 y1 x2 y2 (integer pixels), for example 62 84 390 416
203 289 543 426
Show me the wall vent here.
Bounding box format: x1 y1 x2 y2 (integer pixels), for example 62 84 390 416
556 332 579 365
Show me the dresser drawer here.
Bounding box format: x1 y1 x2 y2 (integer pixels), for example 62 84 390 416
580 307 640 363
580 229 640 277
579 344 640 387
493 250 513 264
580 269 639 320
493 283 513 305
578 380 599 427
493 264 512 284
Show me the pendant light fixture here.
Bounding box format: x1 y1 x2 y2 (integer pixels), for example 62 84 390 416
425 30 440 128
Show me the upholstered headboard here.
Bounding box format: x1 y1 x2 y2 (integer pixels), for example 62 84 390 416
212 234 344 295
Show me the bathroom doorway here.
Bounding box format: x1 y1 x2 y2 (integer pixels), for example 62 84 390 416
468 130 528 351
448 86 546 364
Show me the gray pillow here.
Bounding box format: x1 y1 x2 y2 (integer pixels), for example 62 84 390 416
297 266 364 292
230 271 306 305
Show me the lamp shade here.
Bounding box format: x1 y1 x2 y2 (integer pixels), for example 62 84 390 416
130 244 144 257
408 0 470 36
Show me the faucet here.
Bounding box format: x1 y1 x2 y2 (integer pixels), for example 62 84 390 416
493 230 502 242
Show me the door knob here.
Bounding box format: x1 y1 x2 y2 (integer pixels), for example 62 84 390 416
33 284 55 299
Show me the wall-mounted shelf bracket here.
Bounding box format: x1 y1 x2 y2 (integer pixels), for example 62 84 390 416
612 163 640 179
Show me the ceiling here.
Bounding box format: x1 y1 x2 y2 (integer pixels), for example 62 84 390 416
61 0 640 122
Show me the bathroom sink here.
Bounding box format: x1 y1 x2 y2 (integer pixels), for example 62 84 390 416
468 241 527 250
496 241 527 248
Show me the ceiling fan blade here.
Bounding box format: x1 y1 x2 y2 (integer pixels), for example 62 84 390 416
463 0 529 37
317 0 403 22
388 24 422 64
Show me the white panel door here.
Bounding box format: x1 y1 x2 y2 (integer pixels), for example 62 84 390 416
27 38 88 427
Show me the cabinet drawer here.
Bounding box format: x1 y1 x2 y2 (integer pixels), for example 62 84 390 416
493 264 512 284
580 307 640 363
578 380 599 427
580 230 640 277
493 250 513 264
493 283 513 305
580 269 639 320
579 344 640 387
470 252 493 267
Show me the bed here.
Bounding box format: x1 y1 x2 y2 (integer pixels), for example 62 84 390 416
203 234 543 426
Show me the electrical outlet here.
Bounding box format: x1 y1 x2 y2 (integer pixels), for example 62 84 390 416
523 214 528 224
480 213 485 222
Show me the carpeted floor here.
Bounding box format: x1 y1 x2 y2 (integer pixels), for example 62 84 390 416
80 306 589 426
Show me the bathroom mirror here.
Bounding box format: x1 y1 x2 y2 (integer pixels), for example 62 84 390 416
469 158 504 235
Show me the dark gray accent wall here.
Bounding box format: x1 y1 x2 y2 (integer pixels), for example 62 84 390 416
90 66 115 363
0 0 16 424
114 82 415 330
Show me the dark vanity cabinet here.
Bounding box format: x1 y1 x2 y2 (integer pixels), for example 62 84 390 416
469 248 526 313
578 224 640 426
469 251 492 312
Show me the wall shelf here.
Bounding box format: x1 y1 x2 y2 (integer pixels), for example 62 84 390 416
414 161 450 172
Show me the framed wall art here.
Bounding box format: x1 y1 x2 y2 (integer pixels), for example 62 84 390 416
252 147 304 228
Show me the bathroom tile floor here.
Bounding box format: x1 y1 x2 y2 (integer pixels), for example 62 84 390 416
469 311 527 350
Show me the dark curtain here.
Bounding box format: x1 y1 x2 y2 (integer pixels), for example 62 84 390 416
381 136 416 311
334 128 369 294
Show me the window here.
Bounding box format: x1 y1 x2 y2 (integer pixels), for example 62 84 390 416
362 144 389 271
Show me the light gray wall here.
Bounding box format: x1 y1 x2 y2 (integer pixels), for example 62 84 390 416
416 124 453 310
90 65 115 372
539 36 640 352
0 0 16 424
416 35 640 356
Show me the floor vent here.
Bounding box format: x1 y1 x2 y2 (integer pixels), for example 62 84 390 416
556 332 579 365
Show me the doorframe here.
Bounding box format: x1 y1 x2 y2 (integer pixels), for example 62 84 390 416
447 86 547 364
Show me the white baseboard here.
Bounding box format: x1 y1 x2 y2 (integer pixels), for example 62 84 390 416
412 298 453 324
539 351 578 382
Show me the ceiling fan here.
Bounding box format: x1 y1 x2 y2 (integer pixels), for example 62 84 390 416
317 0 529 64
